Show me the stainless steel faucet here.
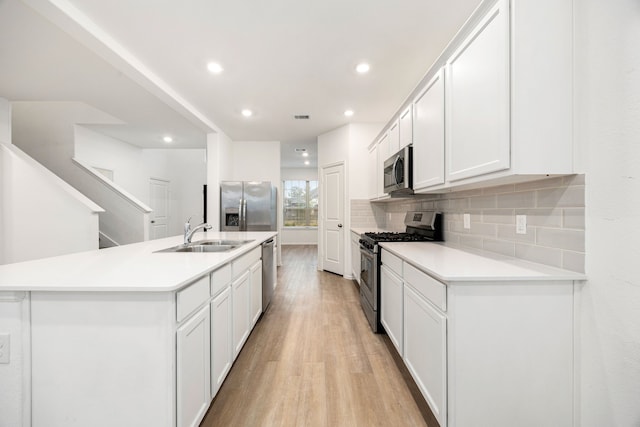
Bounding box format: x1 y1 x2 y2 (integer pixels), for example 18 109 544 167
184 218 212 244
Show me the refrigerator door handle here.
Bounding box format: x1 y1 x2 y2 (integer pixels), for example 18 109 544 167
241 199 247 231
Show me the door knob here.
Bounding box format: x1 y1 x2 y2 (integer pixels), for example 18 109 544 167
151 220 156 224
338 224 343 228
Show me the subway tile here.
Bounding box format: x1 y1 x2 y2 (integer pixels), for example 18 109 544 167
449 197 470 210
469 222 497 238
515 208 563 228
482 183 516 194
563 174 585 186
562 251 585 273
515 177 565 192
515 244 563 268
421 201 436 210
459 235 484 250
536 228 585 252
449 220 468 233
497 224 536 243
483 239 516 257
497 191 536 208
469 195 497 209
436 199 450 211
450 188 483 198
482 209 515 224
563 208 585 229
443 232 460 245
537 186 585 208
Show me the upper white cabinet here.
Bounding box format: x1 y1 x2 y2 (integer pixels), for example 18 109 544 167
413 69 445 190
446 0 510 182
367 144 377 200
370 0 574 193
388 120 400 154
399 105 413 149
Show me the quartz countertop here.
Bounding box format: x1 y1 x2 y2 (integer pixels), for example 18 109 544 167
0 231 276 292
379 242 586 283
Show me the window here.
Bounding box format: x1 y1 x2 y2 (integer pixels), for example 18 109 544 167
283 180 318 227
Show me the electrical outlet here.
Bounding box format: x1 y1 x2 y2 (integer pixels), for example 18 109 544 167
0 333 9 364
516 215 527 235
463 213 471 230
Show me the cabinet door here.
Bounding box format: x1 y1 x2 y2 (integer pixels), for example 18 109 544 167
380 264 403 356
446 0 510 182
211 286 232 397
413 69 445 190
177 305 211 427
377 134 389 197
404 285 447 427
368 144 377 200
388 120 400 154
250 260 262 327
232 270 251 359
351 232 361 284
399 105 413 149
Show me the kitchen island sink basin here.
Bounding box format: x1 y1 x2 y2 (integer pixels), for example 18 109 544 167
154 239 255 253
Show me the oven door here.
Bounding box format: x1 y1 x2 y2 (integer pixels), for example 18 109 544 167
359 245 377 308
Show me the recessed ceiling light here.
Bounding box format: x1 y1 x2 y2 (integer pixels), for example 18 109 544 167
302 152 309 157
356 63 370 74
241 109 253 117
344 110 354 117
207 62 223 74
163 136 173 143
304 161 310 165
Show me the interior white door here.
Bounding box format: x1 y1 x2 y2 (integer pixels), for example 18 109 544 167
322 163 344 275
149 178 169 239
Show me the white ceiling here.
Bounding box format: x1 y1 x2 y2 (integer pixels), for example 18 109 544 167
1 0 482 157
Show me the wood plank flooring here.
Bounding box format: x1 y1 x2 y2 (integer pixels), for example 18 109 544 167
201 245 437 427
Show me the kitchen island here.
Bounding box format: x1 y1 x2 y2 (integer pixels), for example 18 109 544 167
0 231 276 427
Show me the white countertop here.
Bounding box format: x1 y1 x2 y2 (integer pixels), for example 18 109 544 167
0 231 276 292
379 242 586 283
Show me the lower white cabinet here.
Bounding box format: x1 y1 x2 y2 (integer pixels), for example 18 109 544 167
176 305 211 427
404 284 447 427
232 270 251 359
351 231 361 284
380 263 403 356
210 286 232 397
250 260 263 327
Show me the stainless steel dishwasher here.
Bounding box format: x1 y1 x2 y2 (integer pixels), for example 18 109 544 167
261 238 276 311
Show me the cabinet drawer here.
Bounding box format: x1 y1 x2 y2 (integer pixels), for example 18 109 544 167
176 275 210 322
210 264 232 297
232 246 261 279
381 249 403 277
404 263 446 312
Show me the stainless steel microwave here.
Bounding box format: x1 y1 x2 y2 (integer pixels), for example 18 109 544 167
383 145 413 196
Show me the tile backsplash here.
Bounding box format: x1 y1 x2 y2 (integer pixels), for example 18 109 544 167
351 175 585 273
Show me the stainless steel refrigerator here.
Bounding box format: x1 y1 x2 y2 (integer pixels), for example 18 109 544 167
220 181 277 231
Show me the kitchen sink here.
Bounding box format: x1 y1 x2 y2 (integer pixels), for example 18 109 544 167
154 239 254 253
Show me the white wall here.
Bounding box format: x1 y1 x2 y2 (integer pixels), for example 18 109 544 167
75 125 206 237
280 167 319 245
575 1 640 425
0 98 10 144
206 131 233 231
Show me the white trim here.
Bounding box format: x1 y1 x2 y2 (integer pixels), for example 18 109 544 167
73 157 152 213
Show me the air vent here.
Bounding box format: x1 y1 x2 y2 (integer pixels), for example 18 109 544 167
294 115 310 120
295 148 307 153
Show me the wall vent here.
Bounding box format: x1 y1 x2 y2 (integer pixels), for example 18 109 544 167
294 148 307 152
294 115 310 120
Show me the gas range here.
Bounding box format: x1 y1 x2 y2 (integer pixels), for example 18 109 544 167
358 211 443 333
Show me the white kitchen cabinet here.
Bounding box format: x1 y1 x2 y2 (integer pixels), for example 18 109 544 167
404 283 447 427
446 0 510 182
210 286 232 397
177 305 211 427
232 270 251 359
413 69 445 191
399 105 413 149
350 231 361 284
388 120 400 154
250 259 262 327
380 250 403 355
377 134 389 198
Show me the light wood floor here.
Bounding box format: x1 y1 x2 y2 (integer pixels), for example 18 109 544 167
201 245 437 427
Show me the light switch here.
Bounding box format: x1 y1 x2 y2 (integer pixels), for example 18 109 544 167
0 333 9 364
516 215 527 234
463 213 471 230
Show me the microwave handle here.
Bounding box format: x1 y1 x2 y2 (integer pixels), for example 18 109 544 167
392 157 400 186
